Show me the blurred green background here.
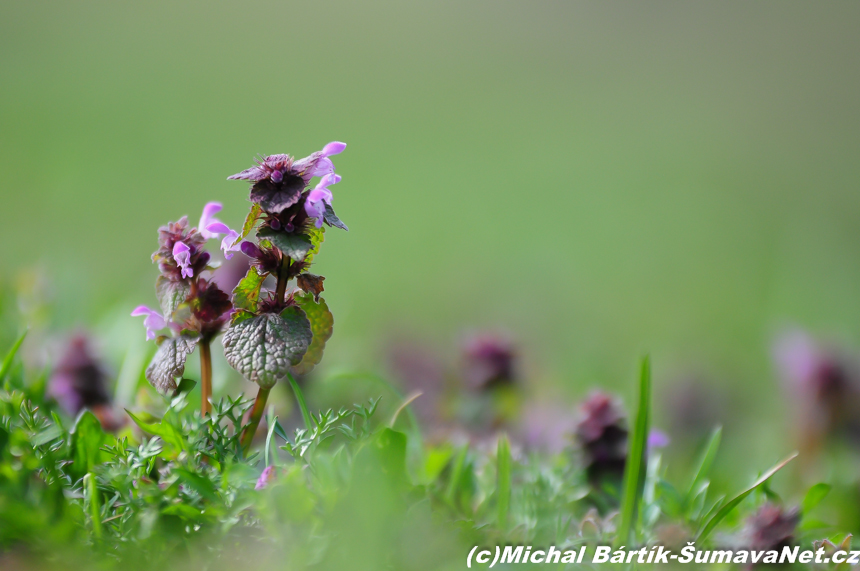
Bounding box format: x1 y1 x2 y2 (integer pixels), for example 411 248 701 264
2 1 860 464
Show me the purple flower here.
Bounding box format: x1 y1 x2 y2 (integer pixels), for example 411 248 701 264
255 465 277 490
648 429 670 450
229 142 347 184
198 202 224 240
131 306 167 341
462 334 517 391
48 332 111 417
205 221 242 260
745 503 800 551
304 173 341 228
575 391 628 484
228 142 346 214
306 141 347 179
172 241 193 278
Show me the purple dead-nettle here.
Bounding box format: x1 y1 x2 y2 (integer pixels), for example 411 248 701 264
132 202 235 413
224 141 348 450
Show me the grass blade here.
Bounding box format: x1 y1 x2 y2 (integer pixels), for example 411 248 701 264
686 425 722 506
265 414 279 467
697 452 798 542
85 473 103 540
497 434 512 533
616 356 651 545
0 329 28 382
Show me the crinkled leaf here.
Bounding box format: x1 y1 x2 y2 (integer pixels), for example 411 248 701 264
145 335 199 393
232 268 265 312
324 203 348 231
292 294 334 375
257 228 314 261
222 310 312 388
156 276 191 321
296 273 325 302
249 178 305 213
233 203 262 246
304 225 325 265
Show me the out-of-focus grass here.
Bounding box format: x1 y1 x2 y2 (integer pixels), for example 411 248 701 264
2 1 860 466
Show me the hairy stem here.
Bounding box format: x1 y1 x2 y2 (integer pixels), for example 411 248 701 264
240 386 271 452
275 256 291 303
287 372 313 432
199 339 212 416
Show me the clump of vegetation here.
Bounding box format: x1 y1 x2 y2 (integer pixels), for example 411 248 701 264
0 145 853 570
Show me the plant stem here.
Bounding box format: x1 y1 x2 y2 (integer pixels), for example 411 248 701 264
199 339 212 416
275 256 291 303
287 372 313 432
240 386 271 452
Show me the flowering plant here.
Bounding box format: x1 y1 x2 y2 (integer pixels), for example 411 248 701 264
132 141 347 442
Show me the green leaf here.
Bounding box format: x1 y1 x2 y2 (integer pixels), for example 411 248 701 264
304 225 325 265
31 423 64 446
155 276 191 321
686 426 722 507
84 473 103 539
234 203 262 245
173 468 219 502
617 356 651 545
145 335 199 393
231 268 265 313
324 203 348 231
0 329 27 382
231 309 255 325
125 410 187 452
292 294 334 375
70 411 112 478
257 228 313 261
497 434 512 533
802 483 831 515
222 310 313 388
696 452 798 542
172 377 197 398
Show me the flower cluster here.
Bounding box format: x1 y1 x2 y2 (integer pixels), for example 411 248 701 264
130 142 348 424
132 203 234 396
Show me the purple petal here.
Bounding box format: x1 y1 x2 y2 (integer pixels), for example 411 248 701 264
311 157 335 178
648 429 670 449
198 202 223 239
205 222 232 235
173 242 193 278
220 230 241 260
307 187 333 204
304 198 326 222
131 306 167 340
319 173 341 187
131 305 156 317
255 466 277 490
322 141 347 156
